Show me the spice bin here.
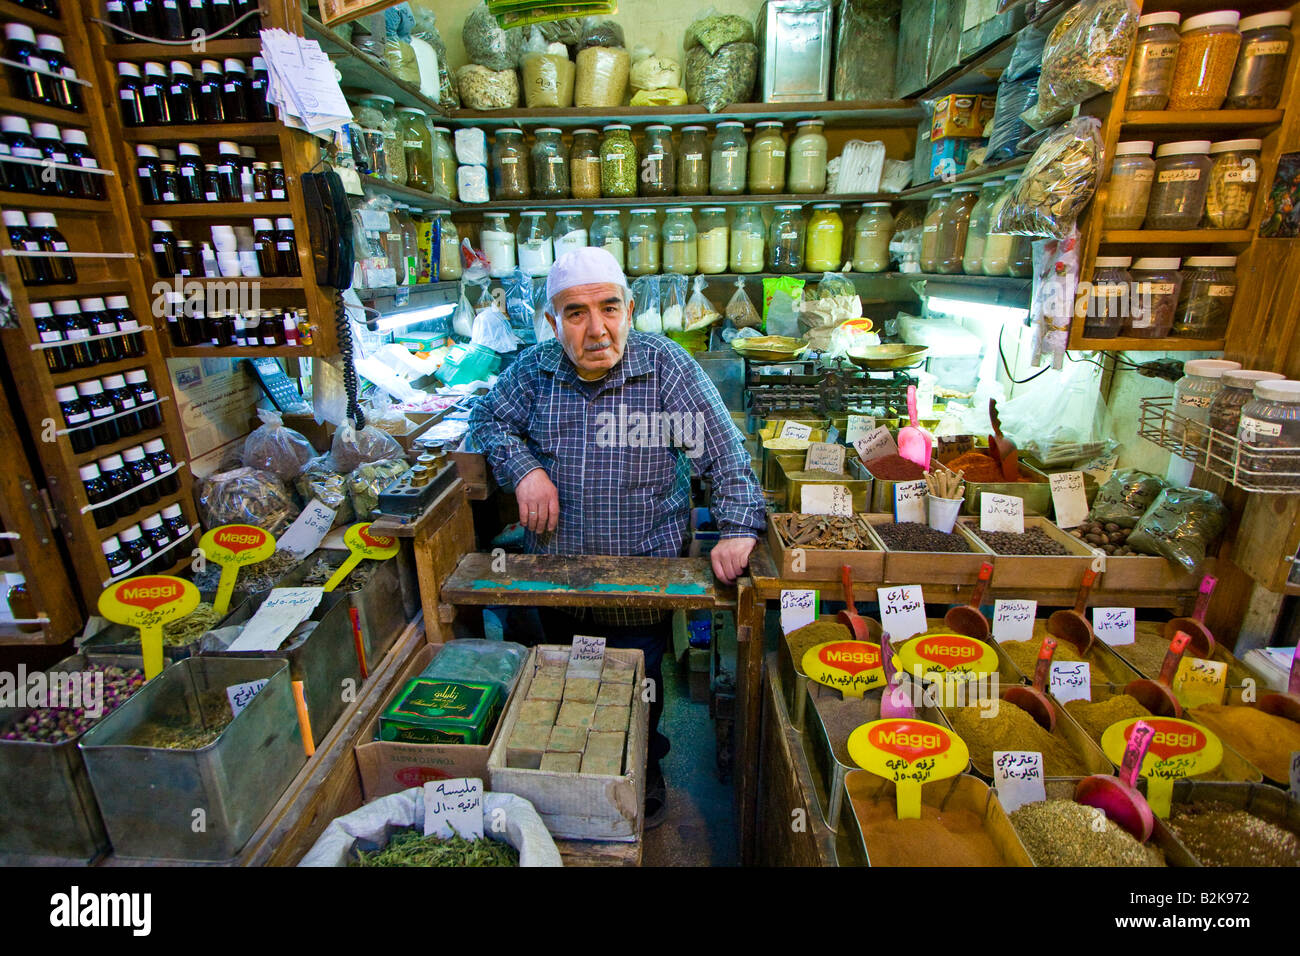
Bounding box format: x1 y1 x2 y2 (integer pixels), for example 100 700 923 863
1103 141 1155 230
861 513 995 585
803 682 881 830
1146 141 1211 230
1163 781 1300 866
956 517 1097 589
766 513 884 580
80 589 238 661
955 461 1053 517
1205 140 1260 230
1128 258 1183 339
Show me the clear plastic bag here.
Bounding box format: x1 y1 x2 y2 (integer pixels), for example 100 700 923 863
384 35 420 84
833 0 900 101
331 422 404 473
1128 487 1227 573
521 45 575 107
993 358 1116 466
686 9 754 55
347 457 409 520
1024 0 1139 129
472 305 521 353
684 42 758 113
418 638 529 695
631 88 688 106
410 7 459 107
538 17 583 47
660 274 688 333
1090 469 1167 528
992 117 1103 239
631 274 662 333
986 76 1038 163
241 408 317 481
726 277 761 329
684 275 721 331
198 467 299 534
463 2 523 71
574 46 629 107
456 64 520 110
502 269 540 346
1028 231 1080 368
1005 18 1049 81
295 455 353 527
630 46 681 91
578 18 625 50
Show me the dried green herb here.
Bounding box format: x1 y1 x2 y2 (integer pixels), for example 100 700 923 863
349 829 519 867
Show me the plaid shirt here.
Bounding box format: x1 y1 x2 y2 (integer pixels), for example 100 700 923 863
468 330 766 563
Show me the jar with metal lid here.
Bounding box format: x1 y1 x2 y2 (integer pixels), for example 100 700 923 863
662 208 697 275
710 121 747 196
516 211 553 277
1146 140 1211 230
531 127 569 199
1126 13 1182 110
553 210 587 259
853 203 893 273
396 107 433 192
697 207 728 274
730 203 765 273
431 126 457 201
935 186 978 274
768 204 805 273
982 177 1020 277
789 120 828 194
589 209 624 269
1226 11 1292 109
748 121 786 194
919 190 949 273
1127 257 1182 338
357 94 405 185
1169 11 1242 110
491 128 529 200
1239 379 1300 488
1082 257 1133 339
626 208 659 276
805 203 844 272
600 124 637 198
1205 138 1260 229
1104 141 1156 230
481 212 515 278
1209 369 1284 460
569 128 602 199
1174 255 1237 338
960 184 999 275
433 210 461 280
677 126 709 196
640 125 675 197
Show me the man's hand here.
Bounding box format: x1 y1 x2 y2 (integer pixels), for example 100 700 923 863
711 536 756 585
516 468 559 534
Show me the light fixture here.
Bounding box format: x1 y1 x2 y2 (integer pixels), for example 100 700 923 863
926 295 1030 325
374 303 456 332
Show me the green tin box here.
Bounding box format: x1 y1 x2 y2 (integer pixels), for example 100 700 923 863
378 679 501 745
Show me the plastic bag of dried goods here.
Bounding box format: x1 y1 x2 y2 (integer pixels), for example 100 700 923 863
1022 0 1139 129
578 17 625 50
331 421 404 473
520 35 575 108
686 9 754 54
574 45 629 107
456 64 520 110
992 116 1103 239
347 457 409 520
630 46 681 91
463 2 523 71
1128 487 1227 573
726 277 762 329
632 274 662 334
684 275 721 331
1090 469 1167 528
684 41 757 113
660 273 688 333
241 408 317 481
295 455 353 527
198 467 299 534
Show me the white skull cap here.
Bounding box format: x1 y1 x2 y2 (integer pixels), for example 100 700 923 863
545 246 629 313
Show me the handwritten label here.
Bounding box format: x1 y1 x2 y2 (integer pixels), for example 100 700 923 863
567 634 607 679
802 641 884 699
877 585 927 641
1173 657 1227 708
1100 717 1223 818
846 415 876 445
780 589 817 634
226 679 269 718
1049 661 1091 704
893 479 928 523
847 718 970 818
980 493 1024 534
992 599 1037 642
1083 452 1119 486
854 426 898 465
802 484 852 516
1049 471 1089 530
992 751 1046 812
97 575 200 679
277 499 338 557
1092 607 1136 646
805 442 846 473
225 587 325 652
779 420 813 440
423 778 484 840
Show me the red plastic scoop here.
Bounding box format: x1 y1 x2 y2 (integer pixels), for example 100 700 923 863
988 398 1020 482
1258 641 1300 724
837 564 882 643
1047 568 1097 656
879 632 916 719
1162 575 1217 658
1124 632 1190 718
1075 719 1156 842
944 562 994 641
1004 636 1058 731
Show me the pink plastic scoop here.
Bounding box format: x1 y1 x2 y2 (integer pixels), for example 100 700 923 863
879 632 916 719
1075 718 1156 842
1258 641 1300 724
897 385 933 470
1162 575 1217 658
1124 632 1189 718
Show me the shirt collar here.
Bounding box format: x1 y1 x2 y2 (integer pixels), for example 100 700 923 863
536 332 653 388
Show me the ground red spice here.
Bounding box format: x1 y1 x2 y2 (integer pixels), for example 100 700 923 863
945 451 1035 483
864 454 926 480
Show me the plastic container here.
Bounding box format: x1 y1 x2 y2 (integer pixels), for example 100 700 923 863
396 107 433 192
357 94 404 185
600 124 637 197
748 121 787 194
1146 141 1212 230
530 127 568 199
430 126 457 201
789 119 828 194
1127 257 1182 338
640 124 675 197
516 211 553 277
1240 379 1300 488
569 128 602 199
853 202 893 273
482 212 515 278
491 128 529 200
1126 13 1182 110
935 186 977 274
677 126 709 196
1174 359 1242 440
804 203 844 272
730 203 765 273
1082 257 1133 339
1104 141 1156 230
919 190 949 273
589 209 624 268
710 121 747 196
626 207 660 276
768 204 805 273
697 206 728 274
1205 138 1261 229
1168 11 1242 111
1209 369 1285 461
1174 255 1237 338
1225 11 1292 109
662 207 698 275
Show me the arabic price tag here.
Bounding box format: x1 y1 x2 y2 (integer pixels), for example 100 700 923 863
876 585 927 641
980 493 1024 534
992 751 1045 813
1048 471 1089 530
423 777 484 840
992 599 1036 642
1100 717 1223 818
780 589 817 634
1049 661 1091 704
1092 607 1136 646
847 718 969 819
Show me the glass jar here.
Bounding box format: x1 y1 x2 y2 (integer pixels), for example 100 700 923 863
935 186 977 274
434 210 461 280
589 209 624 269
600 124 637 197
1082 257 1133 339
640 124 675 197
1146 140 1212 230
491 128 529 200
919 190 949 273
768 204 805 273
516 211 553 277
553 210 587 259
626 209 660 276
1205 138 1260 229
789 120 828 194
805 203 844 272
357 94 404 185
1008 235 1033 278
960 184 999 275
1209 369 1284 461
569 128 602 199
1126 13 1182 110
431 125 457 201
1127 257 1182 338
1175 358 1242 426
530 127 568 200
1226 11 1292 109
697 206 728 275
1169 11 1242 111
748 121 786 194
1104 140 1156 230
730 203 765 273
482 212 515 278
396 107 433 192
1174 255 1237 338
662 207 698 275
677 125 709 196
353 95 391 180
1239 380 1300 488
710 121 747 196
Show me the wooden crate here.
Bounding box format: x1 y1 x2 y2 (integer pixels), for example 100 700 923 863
957 517 1096 590
1096 553 1207 592
766 517 884 581
860 514 995 585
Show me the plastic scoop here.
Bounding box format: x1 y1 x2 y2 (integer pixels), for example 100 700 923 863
1075 719 1156 842
1124 632 1190 718
897 384 933 470
1162 575 1217 657
837 564 883 643
944 562 993 640
1004 636 1058 732
1046 568 1097 656
988 398 1020 481
879 632 916 719
1258 641 1300 723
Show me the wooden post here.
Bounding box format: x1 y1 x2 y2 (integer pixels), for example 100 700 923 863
733 578 764 866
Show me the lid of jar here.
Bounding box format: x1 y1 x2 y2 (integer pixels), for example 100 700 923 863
629 207 656 214
1184 255 1237 267
795 119 824 127
150 219 172 231
76 380 103 395
118 62 141 76
717 120 744 129
252 218 274 230
1184 359 1241 378
668 205 694 212
0 115 32 133
1 210 26 227
101 536 121 554
80 297 107 311
224 58 247 72
573 127 599 135
122 445 145 461
1139 11 1180 27
30 121 57 140
143 61 167 76
497 127 524 136
1240 10 1292 31
863 202 893 208
755 121 782 129
29 301 51 316
161 503 183 519
169 60 194 76
99 454 125 471
644 124 672 133
143 438 167 453
28 212 55 227
680 125 707 132
118 524 142 541
593 209 619 215
125 368 148 383
4 23 35 42
55 385 78 400
1155 140 1211 157
253 56 266 69
1115 140 1155 155
813 202 842 208
1254 379 1300 403
1094 256 1133 267
603 123 631 132
35 31 61 50
773 204 803 210
431 209 451 216
134 144 161 161
252 161 268 170
949 186 978 194
432 126 450 134
200 59 222 73
100 375 126 393
1210 138 1262 153
217 140 239 155
363 93 396 105
52 299 78 314
1224 369 1285 388
270 160 283 168
520 210 545 217
78 463 100 481
534 126 560 134
1133 257 1181 269
1182 10 1241 32
274 217 294 230
141 513 163 529
396 106 427 115
701 206 725 213
61 129 88 145
106 295 130 309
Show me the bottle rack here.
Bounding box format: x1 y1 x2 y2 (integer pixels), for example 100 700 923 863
0 0 199 624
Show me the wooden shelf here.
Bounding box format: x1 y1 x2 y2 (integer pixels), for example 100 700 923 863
447 100 926 130
50 354 152 384
0 193 114 213
70 422 168 466
92 487 190 543
138 201 294 218
0 94 91 126
303 15 449 117
165 275 306 289
105 39 262 60
1122 109 1285 129
1100 229 1254 244
123 122 282 143
166 344 321 358
23 277 134 299
902 156 1030 198
361 177 455 207
1070 335 1227 352
0 0 64 34
444 192 902 214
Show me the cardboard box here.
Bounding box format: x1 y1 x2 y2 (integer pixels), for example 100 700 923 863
930 138 977 180
932 94 984 140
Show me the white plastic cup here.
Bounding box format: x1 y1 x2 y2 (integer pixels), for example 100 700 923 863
237 250 260 276
927 494 962 534
217 254 242 277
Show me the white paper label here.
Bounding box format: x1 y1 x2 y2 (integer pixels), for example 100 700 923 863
1241 416 1283 440
277 499 336 557
1092 607 1136 646
805 442 845 473
778 420 813 440
225 587 325 652
1049 471 1089 530
877 585 927 641
802 484 852 516
893 479 928 523
226 678 268 717
1157 168 1201 183
846 415 876 444
992 599 1037 642
1049 661 1091 704
980 493 1025 534
423 778 484 840
854 426 898 464
992 751 1046 812
780 589 817 634
1179 394 1213 409
567 634 606 679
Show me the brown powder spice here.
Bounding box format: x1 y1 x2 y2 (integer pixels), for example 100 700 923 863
850 797 1007 867
1167 801 1300 867
944 701 1089 777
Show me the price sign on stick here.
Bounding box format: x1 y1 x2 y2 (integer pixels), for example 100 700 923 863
98 575 199 680
992 599 1036 642
894 479 928 523
277 499 337 557
1049 472 1089 529
993 751 1046 813
323 523 400 592
1173 657 1228 708
848 718 970 819
199 524 276 615
802 641 884 699
780 589 818 634
1092 607 1136 646
895 631 1000 681
854 426 898 464
1101 717 1223 818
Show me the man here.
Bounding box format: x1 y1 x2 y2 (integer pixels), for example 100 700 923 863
468 247 766 826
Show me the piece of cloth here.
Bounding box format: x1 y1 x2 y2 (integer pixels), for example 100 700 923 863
544 246 630 315
467 329 766 558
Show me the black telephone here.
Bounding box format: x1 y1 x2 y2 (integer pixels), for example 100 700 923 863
301 168 355 290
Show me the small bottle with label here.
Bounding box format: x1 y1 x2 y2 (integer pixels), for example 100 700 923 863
150 219 178 276
53 299 91 367
129 0 156 39
141 61 170 125
118 524 152 569
136 144 162 202
160 500 188 537
80 297 120 363
215 140 239 200
221 57 249 121
107 295 144 356
176 142 202 201
57 384 92 453
184 0 207 36
209 0 235 31
252 217 277 276
274 217 299 276
81 463 115 529
144 438 178 494
282 314 298 346
102 535 131 579
126 369 160 428
2 116 45 194
30 123 69 195
31 301 69 371
117 63 145 126
4 210 48 284
124 444 160 506
4 24 52 105
262 308 282 346
79 379 119 448
176 239 199 276
268 161 286 200
295 310 312 346
249 57 271 121
238 145 256 201
195 60 223 121
157 0 186 40
29 212 74 283
103 374 139 436
141 513 171 571
105 0 134 42
167 60 198 124
36 35 82 112
61 129 103 199
99 454 135 519
251 162 269 201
